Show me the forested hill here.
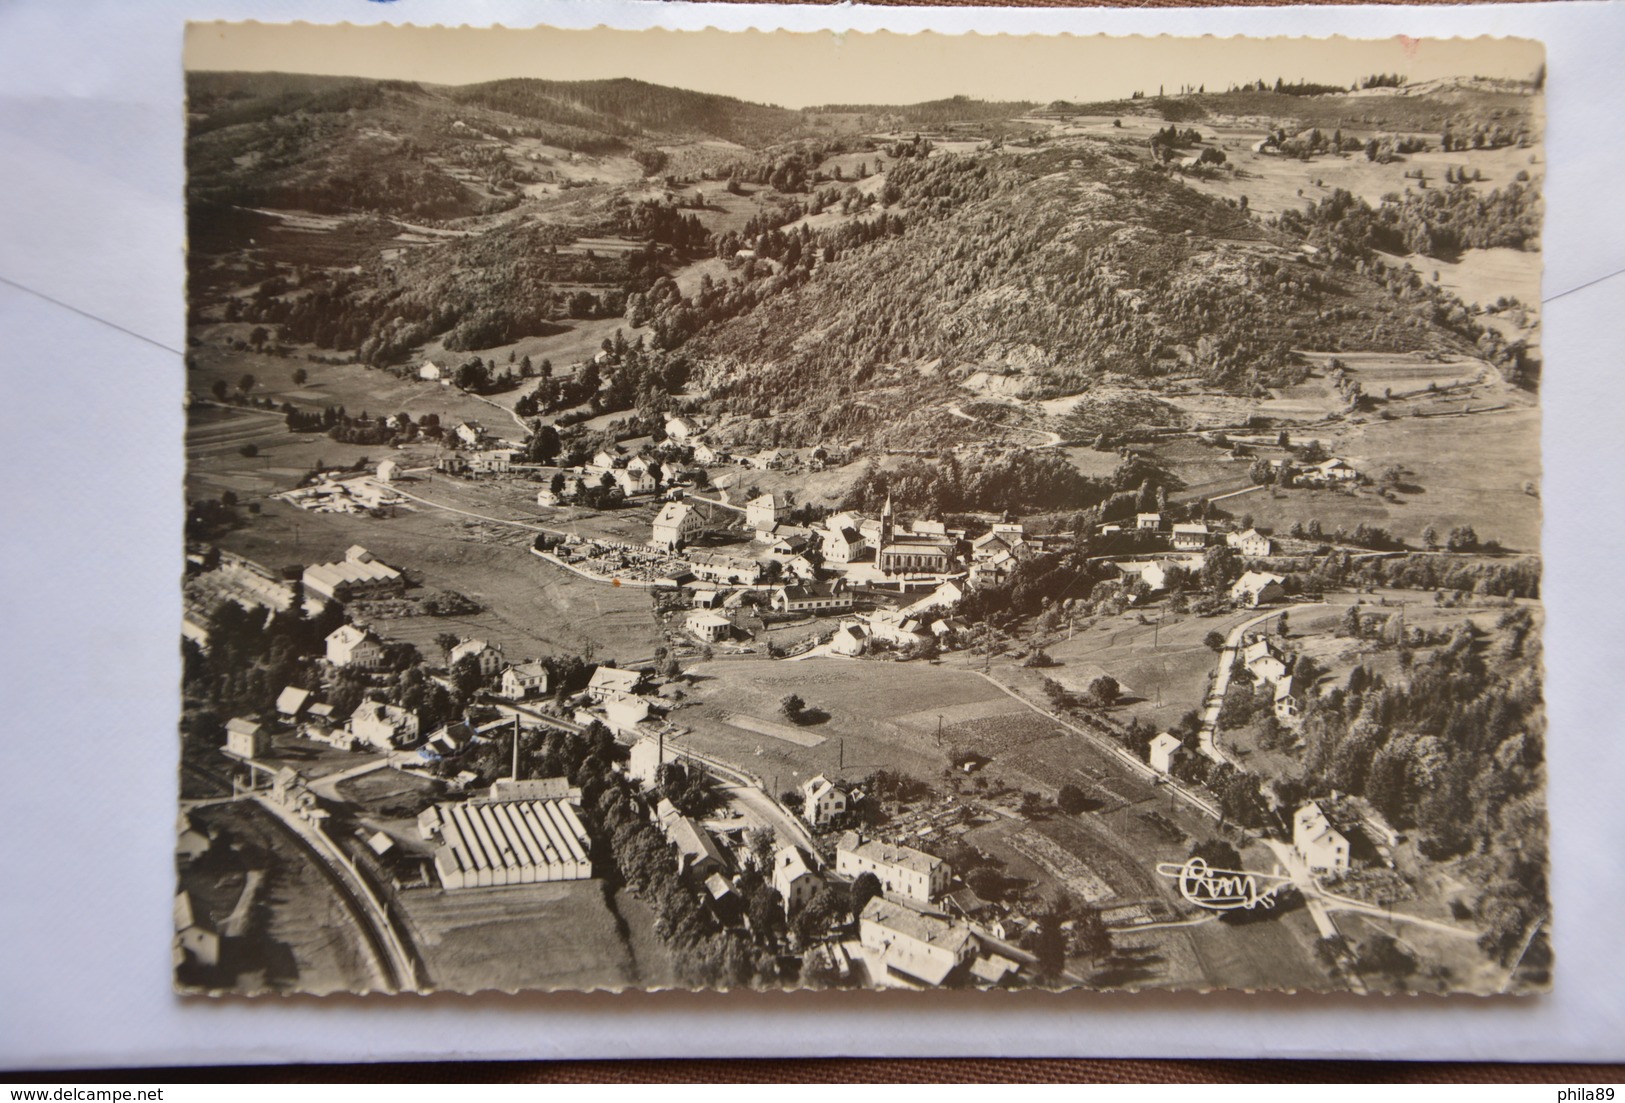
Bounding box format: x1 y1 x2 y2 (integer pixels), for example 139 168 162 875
686 146 1479 438
451 78 805 147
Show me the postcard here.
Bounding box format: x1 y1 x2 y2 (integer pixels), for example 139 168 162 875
176 22 1548 998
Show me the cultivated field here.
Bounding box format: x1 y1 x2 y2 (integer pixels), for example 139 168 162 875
397 880 644 992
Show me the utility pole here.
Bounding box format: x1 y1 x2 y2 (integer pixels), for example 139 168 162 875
839 737 844 770
511 714 520 781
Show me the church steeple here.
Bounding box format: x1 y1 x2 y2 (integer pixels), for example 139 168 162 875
880 493 894 548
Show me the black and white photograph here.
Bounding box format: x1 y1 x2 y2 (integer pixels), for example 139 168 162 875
176 23 1549 999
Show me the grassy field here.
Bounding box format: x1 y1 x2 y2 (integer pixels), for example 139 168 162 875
189 338 509 432
1237 405 1541 551
397 879 644 993
213 494 664 661
674 658 1024 789
186 801 382 994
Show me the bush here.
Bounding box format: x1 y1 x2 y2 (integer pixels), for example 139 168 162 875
1057 785 1089 815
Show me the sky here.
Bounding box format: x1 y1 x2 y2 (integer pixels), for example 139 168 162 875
184 23 1544 109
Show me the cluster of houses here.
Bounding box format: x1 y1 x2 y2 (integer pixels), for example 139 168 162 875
1239 636 1307 724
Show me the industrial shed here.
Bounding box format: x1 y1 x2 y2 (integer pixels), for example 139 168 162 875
420 795 593 890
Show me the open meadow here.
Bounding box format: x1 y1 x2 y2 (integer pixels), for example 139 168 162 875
213 495 664 661
396 879 646 992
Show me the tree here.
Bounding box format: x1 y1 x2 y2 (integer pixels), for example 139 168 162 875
849 871 882 918
1421 525 1438 549
1204 630 1227 652
210 379 228 402
1355 932 1417 983
249 326 269 351
237 373 256 395
292 367 308 385
745 826 776 872
434 632 461 661
779 694 806 723
1084 676 1120 709
1070 904 1113 969
1189 838 1243 871
1031 899 1071 980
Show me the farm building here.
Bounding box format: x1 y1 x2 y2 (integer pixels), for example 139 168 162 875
613 467 657 496
303 547 404 604
746 493 781 536
1231 571 1286 607
1171 523 1211 551
1226 528 1274 558
821 526 866 564
275 686 312 721
663 814 728 881
1274 675 1304 722
1136 512 1164 530
376 459 400 484
418 360 445 381
419 789 593 890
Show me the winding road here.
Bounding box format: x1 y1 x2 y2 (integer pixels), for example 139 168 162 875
1197 602 1326 766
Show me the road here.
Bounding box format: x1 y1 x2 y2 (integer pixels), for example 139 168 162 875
1197 602 1326 766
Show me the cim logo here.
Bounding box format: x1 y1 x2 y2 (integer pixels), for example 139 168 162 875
1154 857 1293 912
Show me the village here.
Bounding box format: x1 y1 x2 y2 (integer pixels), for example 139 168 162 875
175 57 1549 998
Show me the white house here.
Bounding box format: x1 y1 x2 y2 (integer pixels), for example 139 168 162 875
275 686 312 721
469 449 513 475
1226 528 1273 558
685 610 734 643
613 467 657 496
651 501 705 550
602 695 652 736
800 775 849 827
1136 512 1163 530
745 493 780 537
325 624 384 668
688 552 763 585
693 442 726 465
1316 458 1359 482
903 581 966 618
772 845 824 916
1117 560 1171 593
664 416 698 443
418 359 445 381
449 638 505 678
1148 731 1186 774
376 459 400 485
499 660 550 700
1242 638 1289 684
771 581 853 615
1294 802 1351 873
1231 571 1286 608
223 717 270 761
1172 522 1211 551
821 525 866 565
836 831 951 905
1274 675 1304 722
628 735 665 785
586 665 644 702
859 896 976 988
830 622 868 657
453 422 485 448
347 702 419 750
